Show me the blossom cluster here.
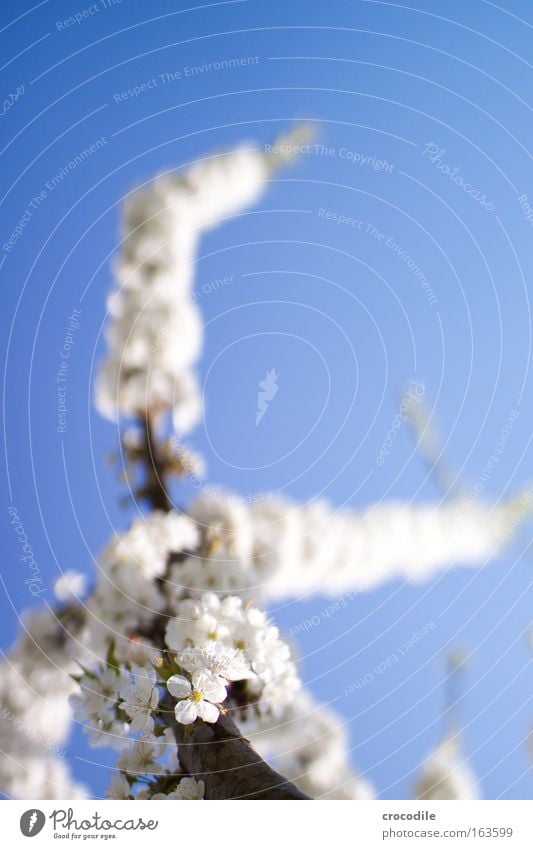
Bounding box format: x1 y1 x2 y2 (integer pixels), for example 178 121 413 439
415 736 479 800
94 138 297 431
80 490 519 641
84 510 199 652
57 496 303 795
180 488 520 600
67 590 300 798
165 595 300 720
0 608 88 799
44 485 512 799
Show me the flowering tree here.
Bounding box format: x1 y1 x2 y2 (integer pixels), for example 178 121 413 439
1 130 526 800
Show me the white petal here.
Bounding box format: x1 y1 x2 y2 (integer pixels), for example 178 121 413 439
224 661 255 681
196 700 219 723
167 675 192 699
174 699 198 725
193 670 227 703
177 648 202 674
129 711 148 733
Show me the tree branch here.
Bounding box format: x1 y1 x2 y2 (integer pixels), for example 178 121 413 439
136 410 310 800
171 710 309 799
140 411 172 511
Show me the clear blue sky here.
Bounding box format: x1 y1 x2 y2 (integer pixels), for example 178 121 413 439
1 0 532 799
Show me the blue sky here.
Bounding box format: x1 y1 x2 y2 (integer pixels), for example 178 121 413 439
1 0 532 799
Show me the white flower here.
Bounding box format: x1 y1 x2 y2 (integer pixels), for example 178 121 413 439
165 593 300 717
71 666 125 720
139 777 204 800
117 733 166 776
172 372 203 434
145 792 176 799
70 665 132 748
189 490 253 560
102 511 199 581
106 772 131 799
178 641 254 685
249 495 521 600
165 597 231 649
174 776 205 799
167 670 227 724
184 147 267 230
114 636 161 667
54 570 87 602
95 141 291 431
168 554 253 599
415 737 479 800
119 665 160 732
86 715 131 750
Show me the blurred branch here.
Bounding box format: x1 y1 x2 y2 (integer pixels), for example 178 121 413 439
138 411 172 511
404 390 457 494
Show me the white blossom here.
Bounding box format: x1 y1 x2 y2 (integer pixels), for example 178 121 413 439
117 732 166 776
165 594 234 648
189 490 253 561
252 496 515 598
71 666 125 720
101 511 199 581
137 777 204 799
106 772 131 800
70 664 132 750
6 756 89 801
167 670 227 724
119 665 160 733
180 490 524 602
415 737 479 800
177 641 254 685
54 570 87 602
94 143 285 430
173 776 205 799
165 593 300 718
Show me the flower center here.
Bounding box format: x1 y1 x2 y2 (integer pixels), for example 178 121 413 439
191 690 203 702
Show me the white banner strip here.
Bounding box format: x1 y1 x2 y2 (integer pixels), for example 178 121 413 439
2 800 532 848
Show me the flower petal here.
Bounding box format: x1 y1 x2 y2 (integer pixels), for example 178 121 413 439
196 700 219 723
193 670 227 703
129 711 151 733
167 674 192 699
174 699 198 725
177 648 202 674
224 661 255 681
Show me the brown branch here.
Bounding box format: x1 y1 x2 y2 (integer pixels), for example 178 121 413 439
140 410 172 511
171 710 309 800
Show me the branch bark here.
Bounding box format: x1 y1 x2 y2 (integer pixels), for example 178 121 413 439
172 710 309 799
140 411 172 511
